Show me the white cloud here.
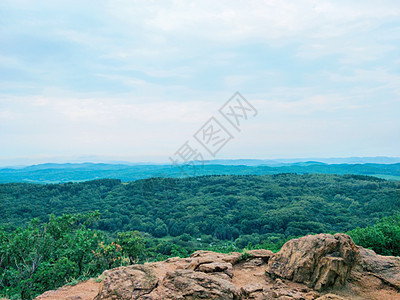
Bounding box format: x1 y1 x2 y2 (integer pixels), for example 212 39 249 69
0 0 400 162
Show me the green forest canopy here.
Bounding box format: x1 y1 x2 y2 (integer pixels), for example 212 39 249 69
1 174 399 241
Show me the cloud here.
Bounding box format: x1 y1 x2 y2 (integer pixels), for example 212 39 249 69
0 0 399 162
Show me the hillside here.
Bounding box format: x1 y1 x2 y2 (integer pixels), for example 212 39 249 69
1 174 399 247
2 174 400 298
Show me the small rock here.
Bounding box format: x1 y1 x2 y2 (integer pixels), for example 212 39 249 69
315 294 345 300
278 296 294 300
198 262 231 272
275 278 285 286
165 257 180 263
197 262 233 277
305 291 320 300
248 249 274 262
243 258 265 268
241 282 264 294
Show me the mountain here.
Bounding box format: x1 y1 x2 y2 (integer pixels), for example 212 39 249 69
206 157 400 165
1 161 400 183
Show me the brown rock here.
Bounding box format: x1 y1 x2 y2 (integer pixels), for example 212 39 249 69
190 250 242 264
315 294 345 300
266 233 359 291
241 282 264 294
94 265 158 300
163 269 239 299
305 291 320 300
198 261 233 277
243 258 265 268
358 246 400 289
247 249 274 262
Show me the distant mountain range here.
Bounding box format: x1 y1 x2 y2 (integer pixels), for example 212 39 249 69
1 158 400 183
203 157 400 166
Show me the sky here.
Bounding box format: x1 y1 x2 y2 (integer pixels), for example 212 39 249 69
0 0 399 166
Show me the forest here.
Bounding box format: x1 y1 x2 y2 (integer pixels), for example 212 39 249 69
1 173 400 298
1 174 400 239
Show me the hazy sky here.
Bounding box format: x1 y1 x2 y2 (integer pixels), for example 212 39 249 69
1 0 399 165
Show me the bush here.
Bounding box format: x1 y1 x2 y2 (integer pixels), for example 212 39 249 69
348 214 400 256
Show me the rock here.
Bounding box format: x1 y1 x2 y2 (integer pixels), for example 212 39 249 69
163 269 239 299
305 291 320 300
315 294 345 300
247 249 274 262
358 246 400 289
266 233 359 291
187 250 241 271
243 258 264 268
38 235 400 300
274 278 286 287
241 282 264 294
197 261 233 277
94 265 158 300
165 256 181 263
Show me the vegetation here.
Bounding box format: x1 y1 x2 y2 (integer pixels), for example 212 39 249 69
1 174 399 240
0 174 400 298
348 214 400 256
0 212 155 299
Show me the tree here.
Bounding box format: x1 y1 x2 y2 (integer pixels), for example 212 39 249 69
153 219 168 238
117 231 146 264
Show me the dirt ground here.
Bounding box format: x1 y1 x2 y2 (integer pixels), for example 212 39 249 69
34 279 100 300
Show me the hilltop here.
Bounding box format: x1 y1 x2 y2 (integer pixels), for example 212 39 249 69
35 233 400 299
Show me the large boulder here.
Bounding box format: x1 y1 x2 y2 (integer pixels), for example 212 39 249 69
266 233 359 291
94 265 158 300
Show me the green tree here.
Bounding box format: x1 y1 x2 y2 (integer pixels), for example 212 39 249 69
117 231 146 264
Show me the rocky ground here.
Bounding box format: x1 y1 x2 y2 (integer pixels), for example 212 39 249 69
35 233 400 299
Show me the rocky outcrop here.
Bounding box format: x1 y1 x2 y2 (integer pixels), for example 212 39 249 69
266 233 359 291
163 269 239 299
36 233 400 300
355 246 400 290
94 265 158 300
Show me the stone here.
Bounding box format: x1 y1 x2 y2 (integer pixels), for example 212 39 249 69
94 265 158 300
163 269 239 299
241 282 264 294
266 233 359 291
197 261 233 277
315 294 345 300
358 246 400 289
243 258 265 268
247 249 274 262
